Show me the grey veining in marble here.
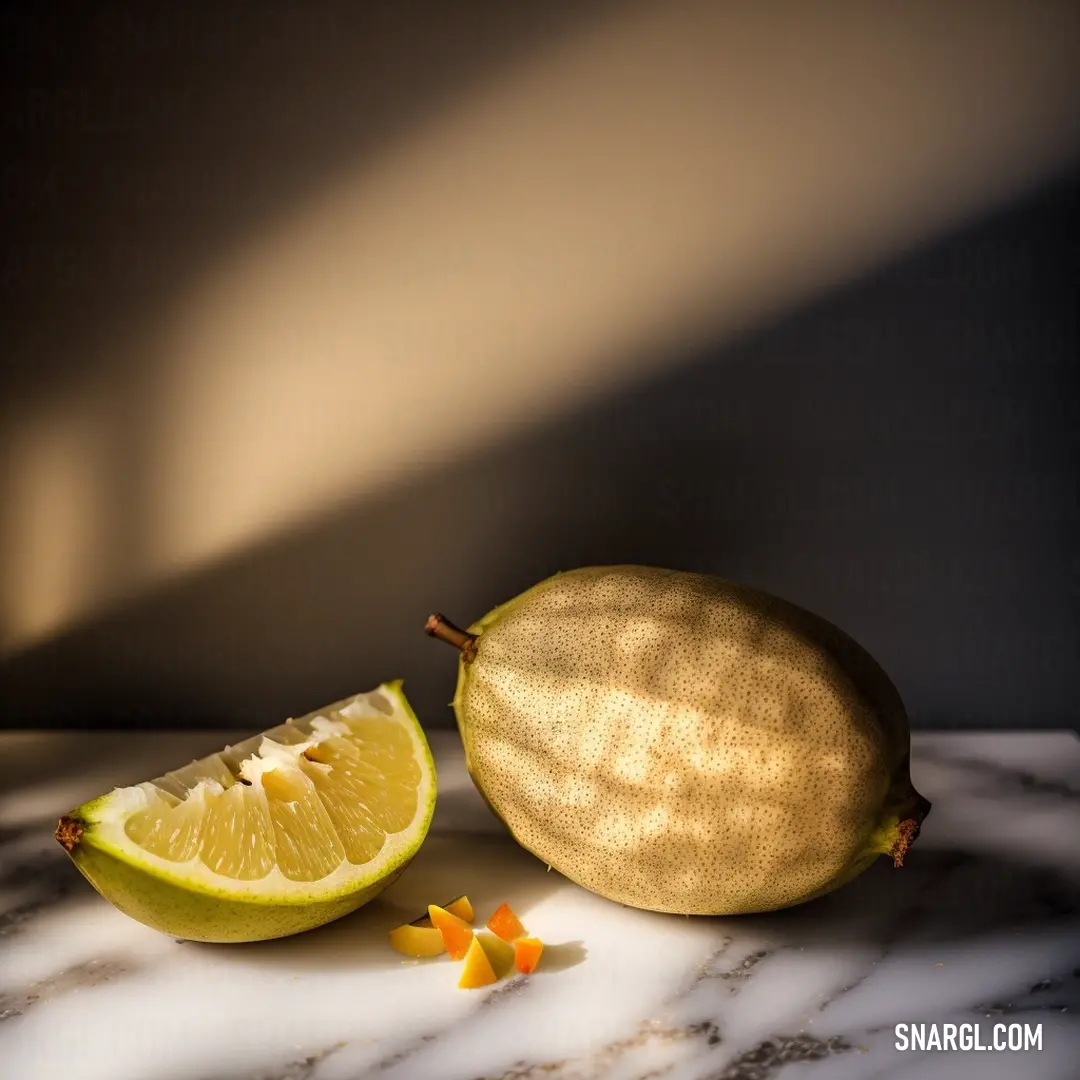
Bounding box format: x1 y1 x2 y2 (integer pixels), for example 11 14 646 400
1 729 1078 1080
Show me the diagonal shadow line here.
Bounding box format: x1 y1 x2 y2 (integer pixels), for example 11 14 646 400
0 0 627 402
0 172 1076 732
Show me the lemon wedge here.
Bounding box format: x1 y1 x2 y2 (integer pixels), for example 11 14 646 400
56 682 435 942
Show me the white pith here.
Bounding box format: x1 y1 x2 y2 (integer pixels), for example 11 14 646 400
82 683 435 903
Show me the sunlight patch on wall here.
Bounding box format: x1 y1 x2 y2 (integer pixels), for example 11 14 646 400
1 404 109 646
2 0 1079 654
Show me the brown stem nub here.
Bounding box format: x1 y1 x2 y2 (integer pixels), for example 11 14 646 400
425 614 479 663
890 817 922 868
886 776 931 868
55 815 84 854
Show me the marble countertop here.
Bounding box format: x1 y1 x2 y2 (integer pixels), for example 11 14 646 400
1 727 1078 1080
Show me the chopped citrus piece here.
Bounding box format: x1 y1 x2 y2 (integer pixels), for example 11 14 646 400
476 930 515 978
405 894 470 928
486 901 526 942
389 922 446 958
458 935 497 989
445 894 474 923
428 904 474 960
514 936 544 974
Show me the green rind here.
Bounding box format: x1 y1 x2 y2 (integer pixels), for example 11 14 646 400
463 569 569 637
454 749 891 916
68 844 413 943
62 681 437 942
454 572 574 828
456 747 900 917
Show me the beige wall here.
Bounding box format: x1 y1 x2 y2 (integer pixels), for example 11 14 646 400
1 2 1078 727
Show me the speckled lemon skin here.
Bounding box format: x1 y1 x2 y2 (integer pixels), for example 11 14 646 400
67 839 411 942
453 566 923 916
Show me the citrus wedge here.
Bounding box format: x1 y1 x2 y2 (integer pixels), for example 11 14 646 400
486 901 526 942
444 894 474 923
55 681 436 942
458 935 498 989
427 904 474 960
513 936 544 974
388 922 446 958
476 930 515 979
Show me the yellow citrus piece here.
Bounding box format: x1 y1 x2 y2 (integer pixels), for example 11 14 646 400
428 904 474 960
445 894 474 923
389 922 446 957
403 894 469 930
55 683 436 942
514 936 544 974
458 935 497 989
476 930 515 979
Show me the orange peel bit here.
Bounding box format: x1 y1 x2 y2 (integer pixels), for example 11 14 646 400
486 901 527 942
458 935 498 989
388 923 446 958
444 894 474 923
428 904 474 960
514 936 544 975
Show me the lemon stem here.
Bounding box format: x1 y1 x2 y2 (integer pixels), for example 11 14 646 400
890 819 920 867
887 785 932 867
425 614 479 663
55 815 84 853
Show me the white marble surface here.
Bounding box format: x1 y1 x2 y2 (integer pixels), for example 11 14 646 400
1 728 1078 1080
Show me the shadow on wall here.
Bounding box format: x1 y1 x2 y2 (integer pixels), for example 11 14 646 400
1 176 1076 731
0 0 619 400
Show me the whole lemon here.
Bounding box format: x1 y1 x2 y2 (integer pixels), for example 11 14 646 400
427 566 930 915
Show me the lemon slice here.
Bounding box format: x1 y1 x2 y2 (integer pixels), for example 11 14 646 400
55 681 436 942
